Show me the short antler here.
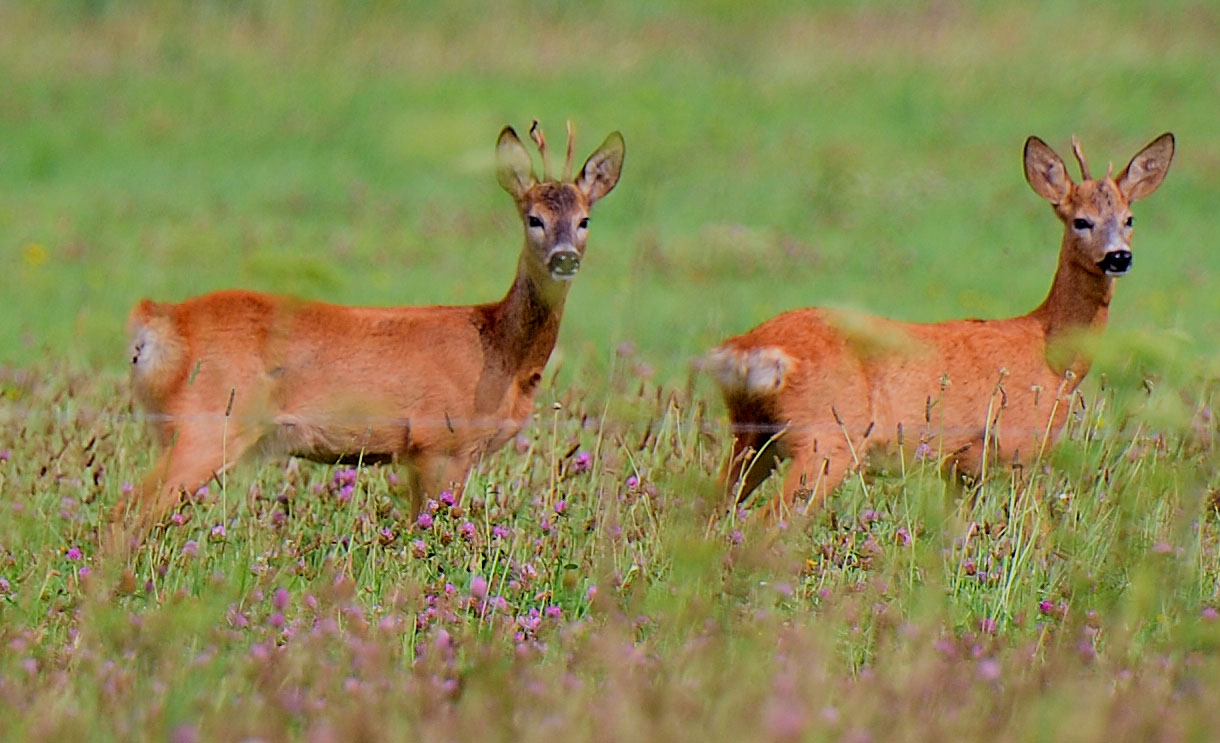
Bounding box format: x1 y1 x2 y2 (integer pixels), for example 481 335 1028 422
1070 135 1091 181
562 121 576 181
529 120 553 181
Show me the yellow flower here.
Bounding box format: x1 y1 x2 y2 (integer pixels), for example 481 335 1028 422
23 243 48 266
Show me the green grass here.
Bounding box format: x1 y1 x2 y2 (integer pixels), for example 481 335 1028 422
4 1 1220 740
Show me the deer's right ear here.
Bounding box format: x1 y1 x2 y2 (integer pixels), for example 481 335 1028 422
576 131 625 206
1024 136 1073 205
497 127 536 199
1116 132 1174 203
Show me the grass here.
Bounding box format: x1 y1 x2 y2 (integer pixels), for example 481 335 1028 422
3 0 1220 740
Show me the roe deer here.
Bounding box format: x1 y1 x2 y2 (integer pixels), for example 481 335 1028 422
117 121 625 529
706 133 1174 516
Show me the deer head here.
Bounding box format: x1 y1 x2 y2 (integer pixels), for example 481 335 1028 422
1024 133 1174 278
495 122 625 283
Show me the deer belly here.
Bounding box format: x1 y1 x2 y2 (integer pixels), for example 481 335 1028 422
268 414 409 462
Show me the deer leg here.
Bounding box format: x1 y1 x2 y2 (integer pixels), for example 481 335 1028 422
407 450 475 515
947 439 985 485
756 437 853 522
113 420 262 529
719 432 783 506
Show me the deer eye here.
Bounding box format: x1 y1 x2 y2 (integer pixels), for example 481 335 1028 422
578 218 589 229
1072 218 1094 230
528 216 544 229
1124 216 1134 228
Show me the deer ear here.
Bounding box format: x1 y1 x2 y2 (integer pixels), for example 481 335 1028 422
576 131 625 206
1116 132 1174 203
1024 136 1073 205
496 126 536 199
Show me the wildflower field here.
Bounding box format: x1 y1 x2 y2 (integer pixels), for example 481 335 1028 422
4 1 1220 740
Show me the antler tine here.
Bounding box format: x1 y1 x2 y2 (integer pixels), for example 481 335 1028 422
529 120 553 181
1070 135 1091 181
562 120 576 181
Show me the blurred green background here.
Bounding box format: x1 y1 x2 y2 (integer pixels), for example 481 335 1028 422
2 0 1217 387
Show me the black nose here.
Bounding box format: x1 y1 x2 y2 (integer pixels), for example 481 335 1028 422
547 250 581 278
1097 250 1132 275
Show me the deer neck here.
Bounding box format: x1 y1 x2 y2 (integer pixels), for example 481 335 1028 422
1031 241 1115 378
487 253 568 374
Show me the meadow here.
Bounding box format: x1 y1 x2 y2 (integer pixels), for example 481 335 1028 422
3 1 1220 739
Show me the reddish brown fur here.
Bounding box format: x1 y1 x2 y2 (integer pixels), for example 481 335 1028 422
116 124 624 530
708 133 1174 517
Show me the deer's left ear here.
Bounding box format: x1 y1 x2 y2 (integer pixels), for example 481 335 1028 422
576 131 625 206
1116 132 1174 203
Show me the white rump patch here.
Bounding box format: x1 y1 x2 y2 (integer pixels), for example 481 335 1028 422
703 346 793 395
129 323 162 374
128 317 180 381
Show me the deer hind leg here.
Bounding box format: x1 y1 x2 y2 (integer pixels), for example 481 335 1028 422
113 416 265 529
719 431 783 506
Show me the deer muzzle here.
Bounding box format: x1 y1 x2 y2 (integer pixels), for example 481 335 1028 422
547 247 582 281
1097 250 1132 277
